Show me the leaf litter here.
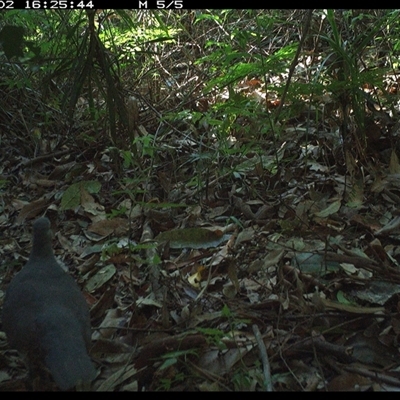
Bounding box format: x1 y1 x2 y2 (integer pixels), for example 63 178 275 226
2 10 400 391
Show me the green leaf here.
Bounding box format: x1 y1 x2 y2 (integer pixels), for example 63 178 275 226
155 227 230 249
60 182 81 210
61 181 101 210
85 180 101 194
85 264 116 292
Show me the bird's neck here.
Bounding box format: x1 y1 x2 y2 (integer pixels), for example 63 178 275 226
29 233 55 262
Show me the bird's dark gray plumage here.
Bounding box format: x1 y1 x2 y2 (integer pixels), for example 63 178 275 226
2 217 96 390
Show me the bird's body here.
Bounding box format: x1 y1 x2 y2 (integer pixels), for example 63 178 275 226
2 217 96 390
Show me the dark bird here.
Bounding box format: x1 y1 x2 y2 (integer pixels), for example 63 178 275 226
2 217 96 390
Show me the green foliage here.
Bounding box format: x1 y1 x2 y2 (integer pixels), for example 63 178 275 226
60 180 101 210
221 304 250 332
320 9 399 134
201 44 297 93
155 349 197 390
0 10 185 148
232 368 253 391
159 349 198 369
2 9 400 189
108 207 128 218
102 240 157 259
132 135 156 158
157 372 186 390
221 303 232 318
196 327 227 349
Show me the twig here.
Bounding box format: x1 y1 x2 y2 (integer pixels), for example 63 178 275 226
252 324 273 391
274 9 313 123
